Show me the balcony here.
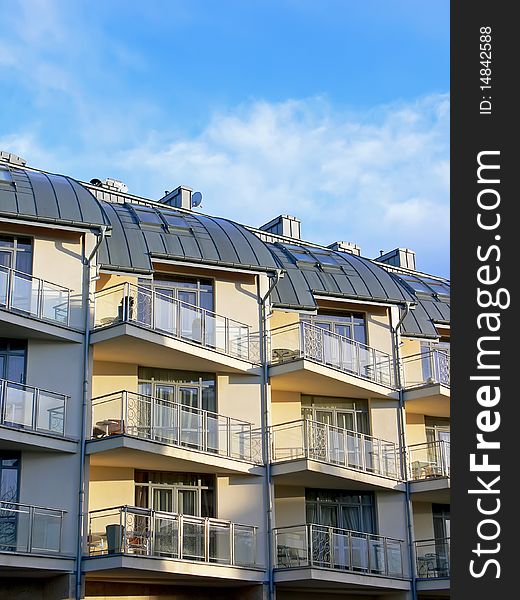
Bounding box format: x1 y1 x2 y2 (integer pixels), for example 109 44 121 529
402 350 450 416
0 378 75 453
0 265 78 341
408 441 450 501
0 501 72 572
85 506 263 583
91 283 259 373
87 391 262 474
269 419 402 491
269 322 397 399
274 524 409 593
415 538 450 596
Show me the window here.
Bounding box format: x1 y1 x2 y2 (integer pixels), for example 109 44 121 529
134 471 215 518
139 275 213 312
0 340 26 383
0 166 14 188
308 311 367 345
138 368 216 413
130 205 165 227
283 245 316 264
161 211 191 231
301 396 369 434
310 250 340 268
0 235 33 275
0 453 20 551
305 489 375 533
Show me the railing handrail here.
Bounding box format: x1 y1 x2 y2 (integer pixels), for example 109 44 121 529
408 439 450 451
0 377 70 401
90 389 251 428
94 281 250 331
0 500 66 514
271 418 398 448
402 348 450 362
274 523 404 545
271 320 392 360
0 264 72 294
414 536 450 546
88 505 256 530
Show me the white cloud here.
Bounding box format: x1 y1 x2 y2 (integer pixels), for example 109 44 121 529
114 94 449 275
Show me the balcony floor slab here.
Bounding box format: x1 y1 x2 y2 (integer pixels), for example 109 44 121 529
272 459 404 492
416 577 450 596
0 425 78 453
86 435 263 475
410 478 450 503
82 554 265 584
0 310 83 343
91 323 258 374
404 385 450 418
274 567 410 592
0 552 74 575
269 359 398 399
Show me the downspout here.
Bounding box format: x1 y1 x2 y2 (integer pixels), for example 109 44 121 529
75 226 108 600
391 301 418 600
257 269 284 600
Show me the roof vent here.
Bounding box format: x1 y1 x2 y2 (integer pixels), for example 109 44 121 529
159 185 195 210
0 151 27 167
90 178 128 193
260 215 301 240
376 248 416 270
327 241 361 256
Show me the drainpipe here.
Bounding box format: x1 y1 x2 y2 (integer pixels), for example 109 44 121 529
257 269 284 600
391 301 418 600
75 226 108 600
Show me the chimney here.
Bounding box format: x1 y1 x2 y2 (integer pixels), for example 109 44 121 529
90 178 128 193
159 185 194 210
376 248 416 270
260 215 301 239
0 150 27 167
327 241 361 256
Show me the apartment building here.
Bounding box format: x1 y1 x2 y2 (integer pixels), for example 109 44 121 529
0 152 450 600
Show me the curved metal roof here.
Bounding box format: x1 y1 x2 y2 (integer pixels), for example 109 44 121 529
97 201 280 274
0 165 110 228
268 242 416 309
390 272 450 338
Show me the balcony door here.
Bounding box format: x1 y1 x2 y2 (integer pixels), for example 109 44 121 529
0 236 33 311
0 453 20 551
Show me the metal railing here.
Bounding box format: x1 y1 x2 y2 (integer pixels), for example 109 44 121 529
88 506 258 568
274 524 404 577
408 440 450 480
0 378 68 437
270 419 400 479
402 349 450 389
0 501 65 554
90 390 258 463
270 322 395 388
93 282 257 362
415 538 450 578
0 265 71 326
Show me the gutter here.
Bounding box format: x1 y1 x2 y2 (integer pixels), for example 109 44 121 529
75 226 109 600
391 301 418 600
257 269 284 600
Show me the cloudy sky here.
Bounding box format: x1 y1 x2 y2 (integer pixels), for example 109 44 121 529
0 0 449 276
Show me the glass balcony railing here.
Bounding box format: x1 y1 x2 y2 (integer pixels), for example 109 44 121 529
415 538 450 579
0 265 71 326
402 349 450 389
94 282 257 362
270 419 400 479
274 524 404 577
270 322 395 388
0 378 68 437
88 506 258 568
0 501 65 554
408 440 450 480
91 390 259 463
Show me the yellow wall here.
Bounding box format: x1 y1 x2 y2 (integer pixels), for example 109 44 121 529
88 466 135 511
412 502 435 540
271 390 302 426
274 486 306 528
405 412 427 446
92 361 139 397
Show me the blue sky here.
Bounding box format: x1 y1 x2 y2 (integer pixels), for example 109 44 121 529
0 0 449 276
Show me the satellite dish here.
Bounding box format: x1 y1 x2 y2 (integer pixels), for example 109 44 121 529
191 191 203 207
